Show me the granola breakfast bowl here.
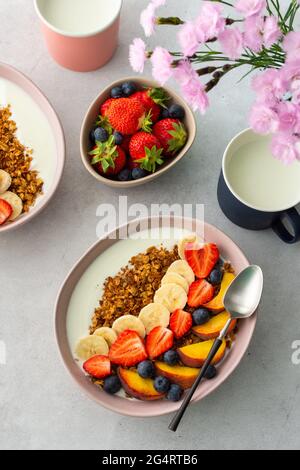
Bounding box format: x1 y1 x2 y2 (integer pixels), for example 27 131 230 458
0 63 65 233
80 77 196 188
55 217 257 417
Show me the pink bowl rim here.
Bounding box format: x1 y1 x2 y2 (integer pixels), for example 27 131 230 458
0 62 65 234
34 0 123 38
54 216 257 417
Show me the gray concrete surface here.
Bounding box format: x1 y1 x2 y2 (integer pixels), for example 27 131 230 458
0 0 300 450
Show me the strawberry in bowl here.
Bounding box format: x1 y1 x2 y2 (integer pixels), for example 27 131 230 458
80 77 196 188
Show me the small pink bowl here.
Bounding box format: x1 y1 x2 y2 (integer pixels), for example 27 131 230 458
55 216 257 417
34 0 122 72
0 62 65 234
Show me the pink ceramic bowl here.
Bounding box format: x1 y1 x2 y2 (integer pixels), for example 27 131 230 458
55 216 257 417
0 62 65 234
34 0 122 72
80 77 196 188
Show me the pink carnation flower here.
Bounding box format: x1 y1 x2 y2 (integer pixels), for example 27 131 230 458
249 103 279 134
178 21 199 57
129 38 147 73
174 61 209 114
140 3 156 37
271 133 300 165
283 32 300 63
236 0 266 18
195 2 225 43
277 102 298 133
219 28 244 60
252 69 285 106
263 16 281 48
151 47 173 85
244 15 263 52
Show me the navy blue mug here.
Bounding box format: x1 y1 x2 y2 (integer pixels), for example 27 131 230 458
218 129 300 244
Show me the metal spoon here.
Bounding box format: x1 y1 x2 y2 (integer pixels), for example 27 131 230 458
169 265 263 432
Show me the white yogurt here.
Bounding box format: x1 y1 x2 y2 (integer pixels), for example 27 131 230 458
0 78 57 208
39 0 122 36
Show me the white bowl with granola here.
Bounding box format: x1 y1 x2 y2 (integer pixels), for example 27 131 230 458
55 217 257 417
0 63 65 233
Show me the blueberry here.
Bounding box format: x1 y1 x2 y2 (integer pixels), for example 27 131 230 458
137 360 155 379
132 168 148 180
94 127 108 143
163 350 179 366
117 168 132 182
160 108 170 119
113 131 124 145
209 268 223 285
111 86 124 98
89 129 96 144
154 376 170 393
192 308 210 325
103 375 122 394
167 384 183 402
122 81 137 97
169 104 185 120
204 365 217 380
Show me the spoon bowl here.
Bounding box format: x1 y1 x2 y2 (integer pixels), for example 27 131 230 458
224 265 264 319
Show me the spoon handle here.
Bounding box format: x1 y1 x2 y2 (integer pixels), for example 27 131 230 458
168 338 224 432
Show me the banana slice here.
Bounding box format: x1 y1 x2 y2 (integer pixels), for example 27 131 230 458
167 260 195 285
112 315 146 338
154 283 187 313
178 233 202 260
139 303 170 334
0 170 12 194
0 191 23 220
93 327 117 347
161 272 189 293
75 335 109 360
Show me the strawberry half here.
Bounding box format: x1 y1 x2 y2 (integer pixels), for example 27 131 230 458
83 355 111 379
146 326 174 359
109 330 148 367
89 135 126 176
153 119 187 157
106 98 151 135
100 98 115 117
169 309 193 339
185 243 220 279
188 279 215 308
131 88 169 123
0 198 12 225
129 132 164 173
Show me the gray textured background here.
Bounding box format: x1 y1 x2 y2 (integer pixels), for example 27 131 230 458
0 0 300 450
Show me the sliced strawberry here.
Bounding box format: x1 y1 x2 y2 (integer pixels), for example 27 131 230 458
0 199 12 225
109 330 148 367
185 243 220 279
83 355 111 379
146 326 174 359
169 309 193 339
187 279 215 308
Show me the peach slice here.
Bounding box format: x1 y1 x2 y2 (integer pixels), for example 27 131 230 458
118 368 165 401
155 361 200 389
203 272 235 313
192 311 237 340
178 339 226 367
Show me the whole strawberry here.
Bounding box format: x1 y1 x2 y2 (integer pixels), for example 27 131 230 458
131 88 169 123
106 98 151 135
129 132 164 173
89 136 126 176
153 119 187 157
